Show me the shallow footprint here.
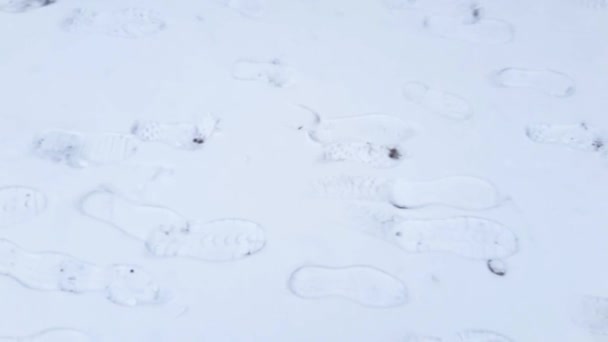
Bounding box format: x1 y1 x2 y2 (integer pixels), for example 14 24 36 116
288 265 408 308
423 15 514 44
0 328 93 342
62 8 166 39
491 68 575 97
0 0 55 13
146 219 266 261
526 122 605 152
131 115 219 150
79 188 188 240
355 209 518 260
0 239 163 306
232 59 295 88
321 142 405 169
32 130 139 168
0 186 47 228
303 109 417 146
316 175 503 210
402 82 473 120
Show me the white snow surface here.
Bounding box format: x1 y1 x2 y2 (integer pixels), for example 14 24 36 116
1 0 608 341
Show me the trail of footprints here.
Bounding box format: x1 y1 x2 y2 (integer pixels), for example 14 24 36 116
3 0 603 339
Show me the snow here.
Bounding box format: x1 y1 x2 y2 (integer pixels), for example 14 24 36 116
0 0 608 340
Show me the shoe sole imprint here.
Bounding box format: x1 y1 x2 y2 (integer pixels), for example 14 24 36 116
32 130 139 168
0 239 164 306
526 122 605 152
288 265 408 308
321 142 406 168
131 116 219 150
315 175 503 210
354 209 518 260
402 82 473 120
62 8 166 39
0 0 55 13
491 68 576 97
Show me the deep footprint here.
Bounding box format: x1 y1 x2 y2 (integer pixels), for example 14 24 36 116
402 82 473 120
79 189 266 261
526 122 605 152
146 219 266 261
0 328 93 342
423 15 514 44
0 186 47 228
131 116 219 150
232 59 295 88
288 265 408 308
32 130 139 168
354 209 518 260
62 8 166 39
492 68 576 97
316 175 503 210
0 239 163 306
0 0 55 13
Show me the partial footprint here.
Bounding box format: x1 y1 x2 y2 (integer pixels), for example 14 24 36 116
0 328 93 342
423 15 514 44
526 122 605 152
321 142 405 169
0 186 47 228
79 188 188 240
491 68 575 97
32 130 139 168
0 239 163 306
575 295 608 335
0 0 54 13
402 82 473 120
217 0 264 17
79 189 266 261
146 219 266 261
62 8 166 39
316 175 503 210
288 265 408 308
232 59 295 88
406 330 513 342
131 116 219 150
354 209 518 260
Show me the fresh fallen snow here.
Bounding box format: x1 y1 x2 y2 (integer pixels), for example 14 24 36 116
0 0 608 341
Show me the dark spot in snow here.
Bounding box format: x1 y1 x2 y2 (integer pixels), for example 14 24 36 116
395 231 402 237
388 148 401 160
193 138 204 144
592 138 604 151
130 269 135 274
